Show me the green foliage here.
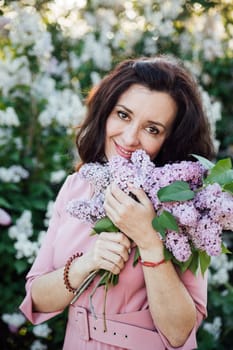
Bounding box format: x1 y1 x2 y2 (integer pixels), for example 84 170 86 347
157 180 195 201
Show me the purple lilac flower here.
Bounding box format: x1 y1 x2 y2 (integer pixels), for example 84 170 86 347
66 149 233 263
79 162 110 192
109 150 154 192
158 161 205 190
109 156 139 193
0 208 11 226
188 216 222 256
67 193 106 224
195 183 222 212
216 192 233 231
165 230 192 262
162 201 199 227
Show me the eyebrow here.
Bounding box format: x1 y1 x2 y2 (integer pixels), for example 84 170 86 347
116 104 167 131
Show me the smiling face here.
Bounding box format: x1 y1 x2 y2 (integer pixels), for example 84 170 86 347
105 84 177 161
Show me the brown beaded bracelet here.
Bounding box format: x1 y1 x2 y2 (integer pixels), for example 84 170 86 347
63 252 83 293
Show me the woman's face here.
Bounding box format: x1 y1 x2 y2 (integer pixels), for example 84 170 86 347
105 84 177 161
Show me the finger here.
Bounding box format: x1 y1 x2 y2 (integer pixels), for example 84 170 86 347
127 185 152 207
100 232 130 248
98 233 131 260
102 260 121 275
110 183 131 204
94 245 126 274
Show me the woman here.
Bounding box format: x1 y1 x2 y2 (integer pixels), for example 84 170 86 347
20 55 214 350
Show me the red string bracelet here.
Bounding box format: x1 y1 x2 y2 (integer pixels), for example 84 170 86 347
139 257 166 267
63 252 83 293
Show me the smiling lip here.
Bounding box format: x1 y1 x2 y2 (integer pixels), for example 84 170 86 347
115 142 134 159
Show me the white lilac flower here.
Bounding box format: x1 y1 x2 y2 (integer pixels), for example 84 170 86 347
2 312 26 328
14 137 23 150
7 4 53 58
31 74 56 100
32 323 52 338
8 211 33 240
14 238 39 262
143 36 158 56
30 340 47 350
0 107 20 127
38 89 85 128
208 254 233 285
159 0 185 20
0 128 12 146
7 210 42 262
50 170 66 184
80 33 112 71
0 165 29 183
0 53 31 97
199 87 222 152
90 71 102 86
37 230 47 246
43 201 55 227
203 316 222 340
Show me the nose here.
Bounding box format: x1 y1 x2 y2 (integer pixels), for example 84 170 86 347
123 124 140 147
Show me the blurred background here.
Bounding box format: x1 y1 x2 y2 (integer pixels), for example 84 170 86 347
0 0 232 349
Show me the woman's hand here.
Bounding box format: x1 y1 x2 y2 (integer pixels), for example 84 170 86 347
88 231 131 275
104 183 162 250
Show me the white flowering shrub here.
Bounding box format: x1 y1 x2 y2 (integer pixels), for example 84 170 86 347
0 1 232 349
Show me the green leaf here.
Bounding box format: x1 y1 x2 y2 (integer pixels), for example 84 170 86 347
199 250 211 276
157 180 195 202
160 210 179 231
188 251 199 275
191 154 215 169
111 274 119 286
163 247 173 261
152 210 179 239
205 158 233 185
93 216 119 234
177 254 194 273
14 260 28 274
133 247 140 267
152 216 166 238
222 182 233 194
221 243 232 254
0 197 11 208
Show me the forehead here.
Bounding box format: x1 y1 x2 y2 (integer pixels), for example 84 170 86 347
116 84 177 124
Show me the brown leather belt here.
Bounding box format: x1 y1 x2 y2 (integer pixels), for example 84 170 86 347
68 305 166 350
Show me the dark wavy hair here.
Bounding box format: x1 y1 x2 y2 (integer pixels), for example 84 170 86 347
76 55 215 166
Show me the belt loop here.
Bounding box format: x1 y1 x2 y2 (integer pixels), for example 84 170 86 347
74 306 90 341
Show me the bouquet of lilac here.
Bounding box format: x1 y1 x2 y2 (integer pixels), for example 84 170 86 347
67 150 232 313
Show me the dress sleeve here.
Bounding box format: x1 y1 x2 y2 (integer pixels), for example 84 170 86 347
19 174 91 325
157 268 208 350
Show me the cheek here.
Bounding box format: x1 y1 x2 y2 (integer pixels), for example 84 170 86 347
145 137 166 160
105 117 116 138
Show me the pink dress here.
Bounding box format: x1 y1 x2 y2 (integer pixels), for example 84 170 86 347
20 173 208 350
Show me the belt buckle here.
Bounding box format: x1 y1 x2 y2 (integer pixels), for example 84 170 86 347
75 306 90 341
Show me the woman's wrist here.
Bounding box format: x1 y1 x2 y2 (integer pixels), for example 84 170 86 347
138 230 165 262
68 252 96 288
137 227 164 251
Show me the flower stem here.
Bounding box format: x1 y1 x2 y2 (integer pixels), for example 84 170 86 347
89 271 109 320
103 272 111 332
70 270 98 305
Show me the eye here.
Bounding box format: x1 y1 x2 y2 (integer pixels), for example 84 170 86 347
117 110 129 120
146 125 160 135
